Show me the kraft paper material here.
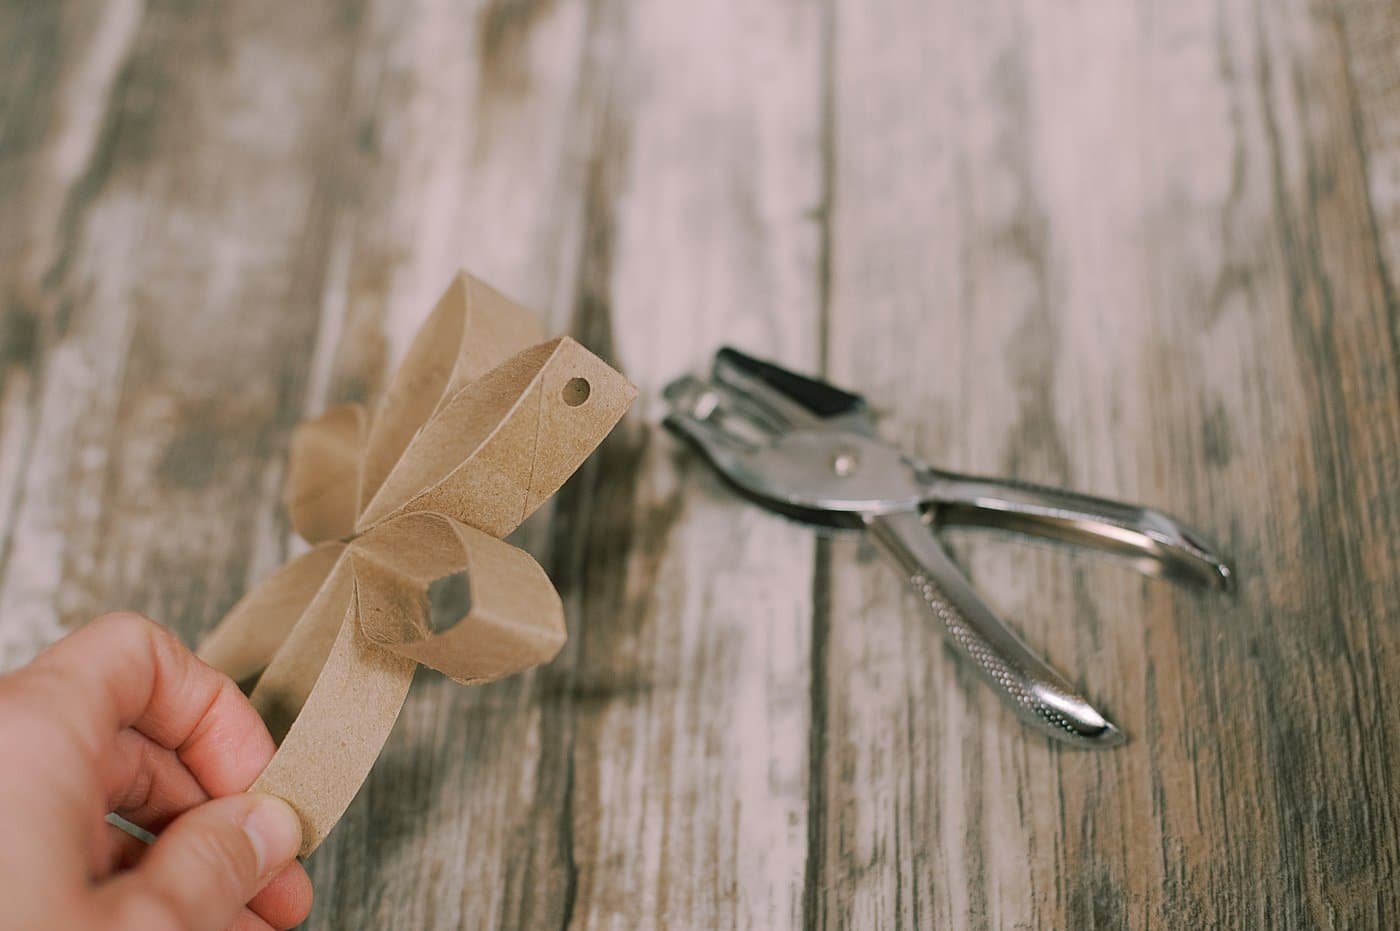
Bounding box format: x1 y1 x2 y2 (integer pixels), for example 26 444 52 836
196 272 636 855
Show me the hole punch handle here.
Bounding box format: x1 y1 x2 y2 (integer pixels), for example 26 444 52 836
924 471 1233 590
866 510 1126 748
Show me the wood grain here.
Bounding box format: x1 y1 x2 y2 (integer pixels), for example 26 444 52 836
819 1 1400 928
0 0 1396 928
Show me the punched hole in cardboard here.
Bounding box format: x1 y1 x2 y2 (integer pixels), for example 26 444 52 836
427 571 473 634
563 376 591 407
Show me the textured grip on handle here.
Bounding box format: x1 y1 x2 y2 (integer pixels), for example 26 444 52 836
866 510 1124 747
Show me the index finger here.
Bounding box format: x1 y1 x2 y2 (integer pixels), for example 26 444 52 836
22 612 277 795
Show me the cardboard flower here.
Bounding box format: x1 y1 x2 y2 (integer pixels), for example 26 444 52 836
196 272 635 855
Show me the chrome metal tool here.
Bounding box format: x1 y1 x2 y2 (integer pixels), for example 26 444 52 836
663 348 1232 748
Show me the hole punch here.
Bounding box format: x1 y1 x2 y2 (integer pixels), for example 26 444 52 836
563 377 591 407
664 346 1235 748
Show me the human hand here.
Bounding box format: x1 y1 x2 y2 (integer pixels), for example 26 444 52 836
0 612 313 930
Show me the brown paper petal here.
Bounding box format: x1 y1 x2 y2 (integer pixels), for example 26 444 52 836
197 542 346 684
358 273 545 511
358 337 638 537
356 514 565 684
284 403 367 544
249 578 415 857
248 551 357 742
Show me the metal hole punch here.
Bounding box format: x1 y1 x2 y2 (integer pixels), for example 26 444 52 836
663 347 1233 748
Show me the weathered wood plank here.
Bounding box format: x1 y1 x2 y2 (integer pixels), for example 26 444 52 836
819 0 1400 928
279 0 826 925
1337 0 1400 281
546 1 825 927
0 0 148 664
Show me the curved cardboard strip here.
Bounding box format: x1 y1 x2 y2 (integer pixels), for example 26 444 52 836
431 275 550 419
250 575 416 857
251 511 561 855
356 513 565 684
359 273 546 512
349 506 495 586
360 338 637 537
284 403 366 544
355 341 557 532
248 552 357 742
196 542 346 684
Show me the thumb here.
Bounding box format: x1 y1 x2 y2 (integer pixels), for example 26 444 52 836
101 793 302 931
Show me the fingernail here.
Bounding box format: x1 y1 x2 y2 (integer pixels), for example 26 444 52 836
242 794 302 875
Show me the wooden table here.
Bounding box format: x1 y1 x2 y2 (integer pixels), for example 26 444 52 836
2 2 1397 927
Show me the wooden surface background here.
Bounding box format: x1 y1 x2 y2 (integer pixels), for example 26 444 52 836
2 1 1398 928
